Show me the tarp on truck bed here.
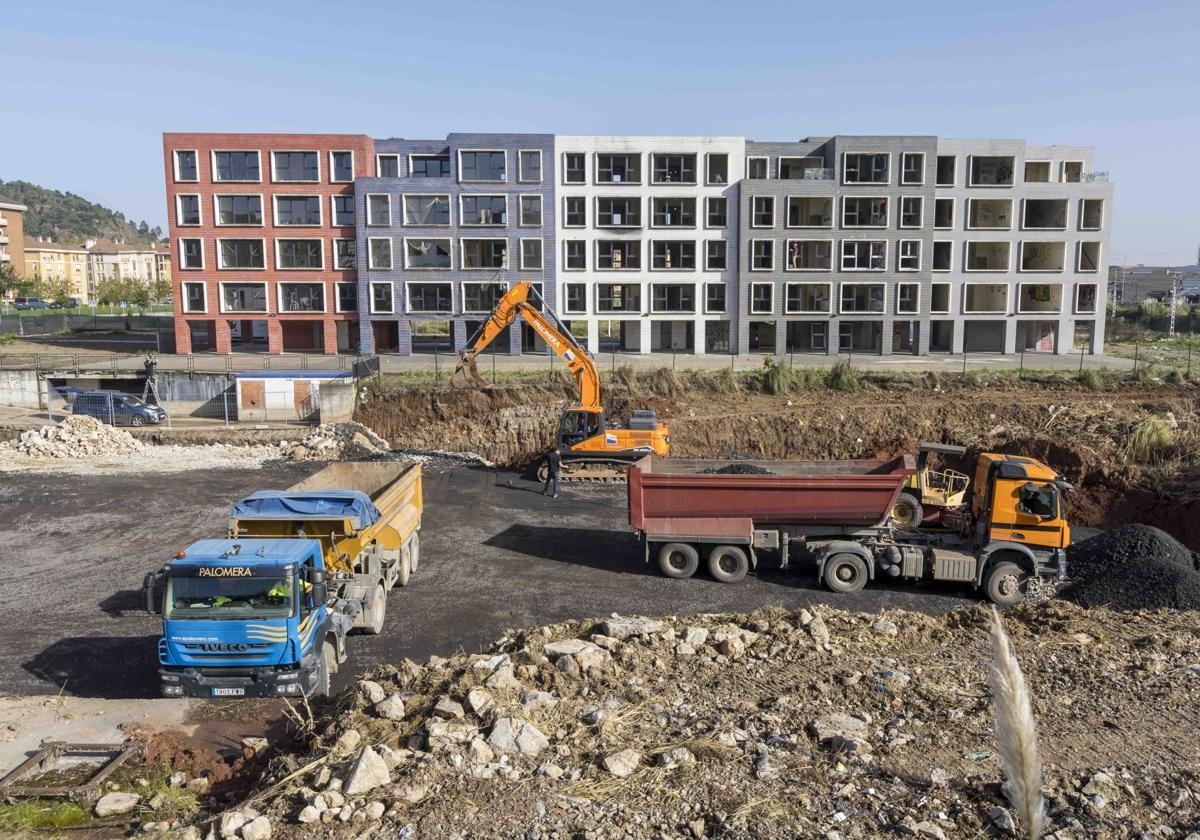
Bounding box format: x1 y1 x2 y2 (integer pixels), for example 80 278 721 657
231 491 381 527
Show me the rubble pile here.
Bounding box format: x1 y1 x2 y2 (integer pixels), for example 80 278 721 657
203 602 1200 839
281 422 392 461
1064 524 1200 610
699 463 776 475
2 415 144 459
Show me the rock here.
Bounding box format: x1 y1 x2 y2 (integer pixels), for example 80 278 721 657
148 792 166 811
485 665 523 691
602 748 641 777
807 615 831 645
218 810 247 838
375 693 406 720
335 729 362 753
433 696 465 719
601 617 665 640
682 627 709 646
914 821 946 839
808 713 871 753
425 719 479 751
544 639 594 658
358 680 386 705
520 690 557 713
395 783 429 804
753 754 781 780
1082 771 1120 800
467 736 495 765
169 771 188 787
929 767 949 786
989 806 1017 834
185 776 209 794
298 805 321 824
537 762 565 779
343 746 391 795
240 816 272 840
94 791 141 817
873 619 899 637
488 717 549 756
241 736 269 757
467 687 495 717
659 747 695 769
718 637 745 659
365 801 386 821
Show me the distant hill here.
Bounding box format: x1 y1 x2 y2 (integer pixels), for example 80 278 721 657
0 179 163 248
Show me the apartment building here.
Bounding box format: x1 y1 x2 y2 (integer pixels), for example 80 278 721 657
163 132 373 353
0 195 27 278
23 236 88 298
354 134 555 354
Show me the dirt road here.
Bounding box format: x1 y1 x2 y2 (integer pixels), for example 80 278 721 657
0 462 975 699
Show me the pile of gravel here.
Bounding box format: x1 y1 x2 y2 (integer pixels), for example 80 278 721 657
1063 525 1200 610
3 415 144 459
282 422 391 461
700 463 776 475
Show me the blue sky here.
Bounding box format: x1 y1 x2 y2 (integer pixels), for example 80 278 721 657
3 0 1198 264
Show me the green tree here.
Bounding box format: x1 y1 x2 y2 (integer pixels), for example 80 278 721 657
0 263 33 298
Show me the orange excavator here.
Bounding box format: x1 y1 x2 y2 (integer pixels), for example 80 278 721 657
453 281 670 480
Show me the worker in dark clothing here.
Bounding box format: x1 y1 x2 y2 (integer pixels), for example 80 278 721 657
543 446 562 498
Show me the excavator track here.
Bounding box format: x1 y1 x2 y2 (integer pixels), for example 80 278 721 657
539 458 640 483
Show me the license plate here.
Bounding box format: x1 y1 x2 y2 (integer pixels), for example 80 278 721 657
211 687 244 697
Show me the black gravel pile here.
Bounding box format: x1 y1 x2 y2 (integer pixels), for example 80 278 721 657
1063 524 1200 610
700 464 776 475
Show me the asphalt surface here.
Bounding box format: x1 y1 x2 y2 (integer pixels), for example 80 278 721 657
0 463 977 699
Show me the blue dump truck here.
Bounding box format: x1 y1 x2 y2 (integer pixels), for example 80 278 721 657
145 463 423 698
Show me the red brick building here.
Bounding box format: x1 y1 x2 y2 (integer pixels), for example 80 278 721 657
163 133 373 354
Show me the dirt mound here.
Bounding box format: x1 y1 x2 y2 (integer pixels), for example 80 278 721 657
699 463 775 475
1063 525 1200 609
2 415 144 459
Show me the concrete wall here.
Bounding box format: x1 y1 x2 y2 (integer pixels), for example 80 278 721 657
319 380 356 423
0 370 39 409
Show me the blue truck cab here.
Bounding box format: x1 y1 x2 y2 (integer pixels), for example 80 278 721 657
146 537 350 698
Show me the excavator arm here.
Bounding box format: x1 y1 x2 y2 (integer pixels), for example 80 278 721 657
453 281 601 410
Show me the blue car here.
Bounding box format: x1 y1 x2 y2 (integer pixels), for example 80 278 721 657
72 391 167 427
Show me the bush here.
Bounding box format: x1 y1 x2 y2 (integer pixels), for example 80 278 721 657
1131 366 1156 386
1123 416 1175 464
705 366 739 394
1074 369 1102 390
1164 368 1185 385
757 356 794 395
826 360 861 392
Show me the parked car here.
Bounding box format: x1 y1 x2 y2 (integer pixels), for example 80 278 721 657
72 391 167 427
13 297 48 310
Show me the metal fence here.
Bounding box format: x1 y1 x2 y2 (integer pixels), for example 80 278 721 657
2 352 377 375
0 313 172 336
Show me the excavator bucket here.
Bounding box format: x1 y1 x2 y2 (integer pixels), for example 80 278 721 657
451 353 491 390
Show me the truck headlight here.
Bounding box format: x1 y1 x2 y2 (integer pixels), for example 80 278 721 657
162 685 184 696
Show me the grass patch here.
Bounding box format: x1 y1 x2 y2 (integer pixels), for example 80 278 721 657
825 360 861 392
756 356 793 396
136 771 200 820
0 799 92 831
1123 416 1176 464
1074 369 1103 390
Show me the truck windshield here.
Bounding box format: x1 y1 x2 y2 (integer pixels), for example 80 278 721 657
164 576 294 620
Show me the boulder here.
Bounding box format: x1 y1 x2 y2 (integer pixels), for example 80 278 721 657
358 680 386 705
343 746 391 795
94 791 140 817
808 713 871 753
602 748 641 777
375 693 406 721
601 617 665 640
240 816 272 840
488 717 549 756
433 696 465 719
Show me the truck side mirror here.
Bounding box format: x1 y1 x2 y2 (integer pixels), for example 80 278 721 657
143 570 164 615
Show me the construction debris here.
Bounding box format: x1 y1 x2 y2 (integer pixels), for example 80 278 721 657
1063 524 1200 610
3 415 144 459
280 422 391 461
699 463 776 475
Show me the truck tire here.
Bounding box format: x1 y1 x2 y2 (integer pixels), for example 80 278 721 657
314 640 336 697
707 545 749 584
409 532 420 574
890 491 924 530
985 561 1029 607
397 547 411 588
657 543 699 579
823 553 868 593
363 584 387 635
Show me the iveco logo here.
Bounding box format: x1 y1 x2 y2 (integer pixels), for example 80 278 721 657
203 643 250 652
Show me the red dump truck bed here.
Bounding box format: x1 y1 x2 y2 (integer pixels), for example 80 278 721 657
628 455 916 543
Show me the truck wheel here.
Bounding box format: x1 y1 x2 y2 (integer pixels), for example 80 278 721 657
707 546 749 584
985 561 1029 607
890 492 924 530
823 553 868 593
314 640 336 697
363 584 387 635
657 543 699 579
409 532 420 574
396 550 411 588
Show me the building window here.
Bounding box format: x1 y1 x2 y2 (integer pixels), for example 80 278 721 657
180 238 203 270
901 152 925 185
842 197 887 228
519 195 543 227
336 282 357 312
221 282 268 313
276 239 324 270
706 196 727 228
330 151 353 183
1080 199 1104 231
746 157 768 179
1023 199 1067 230
174 150 198 182
651 154 697 184
751 196 775 228
707 153 729 184
404 238 451 270
651 241 696 270
597 197 641 227
407 283 453 312
965 241 1011 271
369 238 393 270
652 197 696 227
1020 241 1065 272
840 283 885 313
896 282 919 314
651 283 696 313
787 197 833 228
332 196 355 226
403 194 451 226
706 240 727 271
213 151 260 182
935 155 956 186
462 282 507 313
934 198 954 229
460 194 506 226
705 283 726 313
969 155 1015 186
840 240 886 271
1024 160 1051 183
272 151 319 182
750 240 773 271
216 195 262 226
563 283 586 314
779 157 827 179
460 150 506 182
785 239 832 271
900 196 922 229
182 281 206 313
521 238 543 270
597 240 640 270
1061 161 1083 183
963 283 1009 313
334 238 356 269
367 194 391 226
279 282 324 312
177 195 201 226
370 282 394 314
461 238 508 269
931 282 951 313
932 241 952 272
564 240 586 270
750 282 773 314
1076 242 1101 273
843 153 889 184
519 150 542 183
967 198 1013 230
596 153 640 184
563 153 586 184
377 155 400 178
410 155 450 178
274 195 322 226
1076 283 1098 314
564 197 586 227
785 282 831 314
596 283 640 313
217 239 265 270
898 240 921 271
1017 282 1063 313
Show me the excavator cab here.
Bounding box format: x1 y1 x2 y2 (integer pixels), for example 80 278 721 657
558 408 604 448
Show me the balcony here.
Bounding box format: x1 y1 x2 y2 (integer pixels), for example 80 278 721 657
799 168 834 181
1080 171 1109 183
